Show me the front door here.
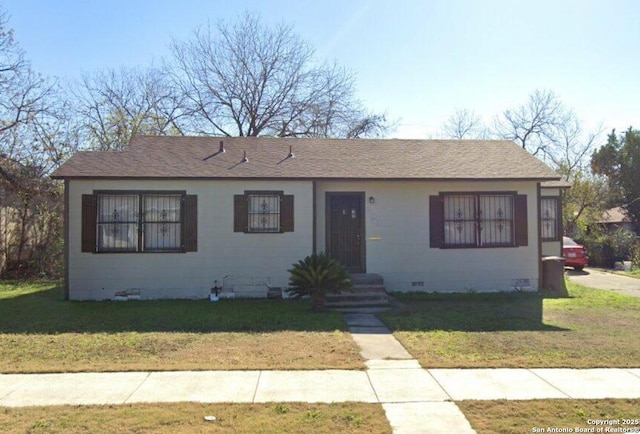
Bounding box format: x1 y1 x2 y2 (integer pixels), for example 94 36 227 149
326 192 365 272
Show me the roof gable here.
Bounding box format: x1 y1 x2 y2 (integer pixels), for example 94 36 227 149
51 136 560 181
600 207 632 224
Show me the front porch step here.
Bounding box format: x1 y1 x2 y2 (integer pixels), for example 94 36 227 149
325 294 390 308
349 273 384 286
326 273 390 308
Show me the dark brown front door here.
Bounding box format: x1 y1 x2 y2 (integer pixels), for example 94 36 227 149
326 193 365 272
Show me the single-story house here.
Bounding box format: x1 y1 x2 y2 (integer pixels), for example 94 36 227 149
51 136 563 300
599 206 638 235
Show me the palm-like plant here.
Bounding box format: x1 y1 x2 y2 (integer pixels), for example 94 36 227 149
287 253 352 310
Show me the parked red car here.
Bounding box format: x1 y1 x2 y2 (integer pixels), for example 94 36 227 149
562 236 589 271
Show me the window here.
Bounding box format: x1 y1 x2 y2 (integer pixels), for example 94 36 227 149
97 194 139 252
82 192 197 253
248 193 280 232
234 191 294 233
430 193 528 248
443 194 514 247
443 195 476 246
143 194 182 250
541 197 561 241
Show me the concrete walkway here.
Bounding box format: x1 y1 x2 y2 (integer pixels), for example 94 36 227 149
567 268 640 298
343 311 476 433
2 312 640 433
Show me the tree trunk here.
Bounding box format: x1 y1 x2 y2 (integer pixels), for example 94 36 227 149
311 288 325 312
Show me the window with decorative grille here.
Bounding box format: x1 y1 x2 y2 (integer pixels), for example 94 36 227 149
233 191 294 234
143 194 182 250
444 195 476 247
248 193 280 233
443 194 514 247
540 197 560 241
85 191 196 253
97 194 140 252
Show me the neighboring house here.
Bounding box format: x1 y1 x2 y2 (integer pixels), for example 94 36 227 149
599 206 638 235
51 136 562 300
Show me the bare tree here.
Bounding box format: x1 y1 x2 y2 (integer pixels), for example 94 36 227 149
170 12 387 138
440 109 486 139
491 89 601 176
0 8 58 168
551 111 602 177
71 66 186 151
493 89 564 157
26 97 82 175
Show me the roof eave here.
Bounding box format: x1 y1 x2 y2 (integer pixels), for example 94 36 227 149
51 175 561 182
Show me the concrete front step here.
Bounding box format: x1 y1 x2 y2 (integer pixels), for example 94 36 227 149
326 299 390 308
349 273 384 285
352 284 386 292
327 292 389 301
327 273 389 308
337 287 387 296
326 293 390 307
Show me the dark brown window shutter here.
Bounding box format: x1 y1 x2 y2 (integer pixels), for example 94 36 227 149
234 194 248 232
184 195 198 251
514 194 528 246
429 195 444 248
81 194 97 252
281 194 294 232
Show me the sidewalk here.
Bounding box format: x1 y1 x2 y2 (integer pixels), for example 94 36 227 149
3 367 640 406
1 312 640 434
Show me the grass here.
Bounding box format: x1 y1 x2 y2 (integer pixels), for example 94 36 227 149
458 399 640 434
610 268 640 279
589 266 640 279
0 403 391 433
380 280 640 368
0 282 363 373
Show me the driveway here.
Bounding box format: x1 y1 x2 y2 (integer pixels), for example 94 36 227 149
566 268 640 298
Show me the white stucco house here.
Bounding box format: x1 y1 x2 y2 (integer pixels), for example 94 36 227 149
51 136 564 300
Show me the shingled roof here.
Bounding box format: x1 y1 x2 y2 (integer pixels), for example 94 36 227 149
51 136 560 181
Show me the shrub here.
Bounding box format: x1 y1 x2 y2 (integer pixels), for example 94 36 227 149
580 228 636 268
286 253 351 310
631 239 640 270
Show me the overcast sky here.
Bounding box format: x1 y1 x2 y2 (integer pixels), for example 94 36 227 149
4 0 639 139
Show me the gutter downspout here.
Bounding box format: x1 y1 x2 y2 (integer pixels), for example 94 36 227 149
63 179 70 301
312 180 317 254
537 182 543 291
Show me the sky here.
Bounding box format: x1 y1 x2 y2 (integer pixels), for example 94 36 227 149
3 0 639 140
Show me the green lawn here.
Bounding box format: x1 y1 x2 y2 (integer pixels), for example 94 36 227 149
611 268 640 279
380 280 640 368
0 282 364 373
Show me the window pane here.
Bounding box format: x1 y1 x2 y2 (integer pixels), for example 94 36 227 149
541 198 558 240
143 195 181 250
248 194 280 233
444 221 476 245
479 195 514 246
97 195 139 251
97 223 138 251
444 195 476 246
